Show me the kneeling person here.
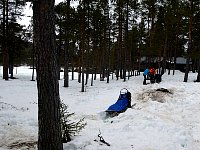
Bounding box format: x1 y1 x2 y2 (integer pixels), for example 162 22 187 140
143 68 149 85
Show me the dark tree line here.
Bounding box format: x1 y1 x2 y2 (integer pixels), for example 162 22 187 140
0 0 29 79
1 0 200 83
52 0 200 86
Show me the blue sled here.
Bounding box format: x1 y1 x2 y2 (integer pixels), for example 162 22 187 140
106 97 129 112
106 88 131 113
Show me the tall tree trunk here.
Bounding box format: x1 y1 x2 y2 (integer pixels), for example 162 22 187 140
99 27 105 81
64 0 70 87
107 27 111 83
31 40 35 81
71 40 76 81
33 1 63 149
80 1 86 92
117 4 123 80
64 37 69 87
184 0 193 82
57 24 62 80
161 32 168 76
81 42 85 92
9 54 14 78
124 0 129 82
71 62 74 80
78 50 81 83
85 1 90 85
196 59 200 82
173 34 178 75
2 0 9 80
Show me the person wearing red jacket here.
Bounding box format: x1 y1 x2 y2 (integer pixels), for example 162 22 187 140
149 67 155 83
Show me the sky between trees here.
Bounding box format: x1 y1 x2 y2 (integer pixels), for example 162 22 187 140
18 1 79 27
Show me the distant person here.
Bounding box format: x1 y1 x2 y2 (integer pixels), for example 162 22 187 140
143 68 149 85
149 67 155 83
154 69 162 83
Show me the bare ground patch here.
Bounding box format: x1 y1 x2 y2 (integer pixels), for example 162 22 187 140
7 140 37 149
0 102 28 112
136 88 173 103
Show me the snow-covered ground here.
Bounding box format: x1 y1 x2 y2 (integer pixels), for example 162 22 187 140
0 66 200 150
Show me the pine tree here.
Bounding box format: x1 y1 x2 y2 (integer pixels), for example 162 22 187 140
33 0 63 149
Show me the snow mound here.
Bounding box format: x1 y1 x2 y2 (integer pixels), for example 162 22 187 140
136 88 174 103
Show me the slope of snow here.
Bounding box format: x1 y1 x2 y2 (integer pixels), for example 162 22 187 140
0 66 199 150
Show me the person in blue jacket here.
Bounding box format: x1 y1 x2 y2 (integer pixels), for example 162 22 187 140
143 68 149 85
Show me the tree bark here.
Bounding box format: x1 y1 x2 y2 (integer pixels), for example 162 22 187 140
161 31 167 76
196 60 200 82
33 1 63 149
184 0 193 82
2 0 9 80
64 0 70 87
31 40 35 81
80 1 86 92
64 36 69 87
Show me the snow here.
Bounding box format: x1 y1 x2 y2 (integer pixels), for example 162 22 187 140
0 66 200 150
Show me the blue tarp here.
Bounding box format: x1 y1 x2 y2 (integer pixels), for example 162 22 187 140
106 94 129 112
